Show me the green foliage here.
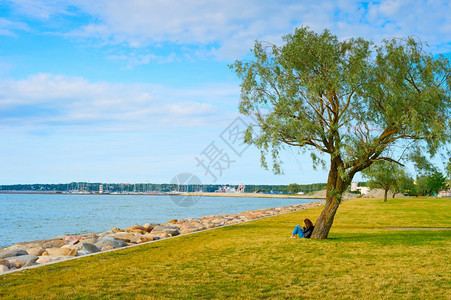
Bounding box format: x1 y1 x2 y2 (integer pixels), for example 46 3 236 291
415 174 430 195
427 170 447 195
416 169 447 195
446 158 451 182
231 27 451 178
397 174 416 196
287 183 301 194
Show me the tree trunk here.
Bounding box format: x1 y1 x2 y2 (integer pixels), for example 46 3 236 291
383 189 388 202
311 156 350 239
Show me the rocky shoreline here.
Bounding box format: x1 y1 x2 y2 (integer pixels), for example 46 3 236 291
0 200 325 274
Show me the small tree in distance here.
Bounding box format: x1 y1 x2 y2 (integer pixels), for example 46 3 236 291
362 161 408 202
427 170 447 195
231 27 451 239
288 183 301 194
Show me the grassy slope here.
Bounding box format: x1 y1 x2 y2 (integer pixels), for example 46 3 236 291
1 197 450 299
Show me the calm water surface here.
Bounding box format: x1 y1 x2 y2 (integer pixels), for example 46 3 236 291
0 193 318 248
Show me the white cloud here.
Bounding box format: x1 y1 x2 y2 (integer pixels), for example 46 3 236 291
0 17 29 36
61 1 451 58
4 1 451 60
6 0 76 20
0 73 239 134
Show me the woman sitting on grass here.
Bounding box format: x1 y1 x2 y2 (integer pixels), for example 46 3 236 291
290 219 314 238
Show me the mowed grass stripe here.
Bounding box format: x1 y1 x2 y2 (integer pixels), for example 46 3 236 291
1 197 450 299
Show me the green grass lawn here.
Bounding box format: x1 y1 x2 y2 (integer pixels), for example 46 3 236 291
1 197 450 299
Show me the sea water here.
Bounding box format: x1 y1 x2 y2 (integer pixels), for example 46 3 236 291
0 193 319 248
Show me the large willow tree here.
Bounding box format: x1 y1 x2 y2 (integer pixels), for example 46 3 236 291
231 27 451 239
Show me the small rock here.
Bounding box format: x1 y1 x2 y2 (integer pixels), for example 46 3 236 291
97 232 110 238
42 239 67 249
0 258 10 268
152 225 180 236
6 255 38 266
77 242 100 253
153 232 171 238
45 248 78 256
81 238 98 244
167 219 178 224
0 250 28 259
126 225 146 231
110 227 124 233
36 256 68 264
64 235 83 244
0 265 9 273
101 245 115 251
23 261 37 267
109 232 139 243
27 247 45 256
143 223 156 232
95 236 127 250
8 259 22 268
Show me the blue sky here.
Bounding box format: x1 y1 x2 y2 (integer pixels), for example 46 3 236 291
0 0 450 185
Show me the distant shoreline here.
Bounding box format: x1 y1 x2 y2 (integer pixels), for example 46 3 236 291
0 191 325 199
182 192 325 199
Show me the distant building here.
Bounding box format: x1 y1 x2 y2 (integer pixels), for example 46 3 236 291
99 184 103 194
351 182 370 195
438 190 451 197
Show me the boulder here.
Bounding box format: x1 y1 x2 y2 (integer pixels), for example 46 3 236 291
45 248 78 256
27 247 45 256
97 232 111 238
110 227 124 233
167 219 178 224
94 236 127 250
151 225 180 237
179 226 200 234
6 255 38 266
143 223 156 232
23 260 38 267
8 259 22 269
42 239 67 249
125 225 146 231
64 235 84 244
0 258 10 268
129 229 146 234
100 245 115 251
152 232 171 239
136 236 153 243
0 265 9 273
109 232 139 243
36 256 68 264
77 242 100 254
81 238 98 244
84 233 99 239
0 250 28 259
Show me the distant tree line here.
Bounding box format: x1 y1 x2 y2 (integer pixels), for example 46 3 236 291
0 182 328 194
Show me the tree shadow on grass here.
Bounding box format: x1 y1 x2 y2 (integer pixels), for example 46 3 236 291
324 230 450 246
